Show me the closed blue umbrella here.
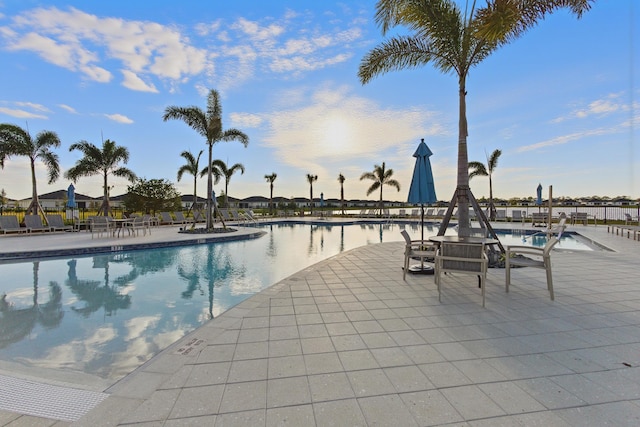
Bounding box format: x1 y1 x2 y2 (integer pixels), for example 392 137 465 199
408 139 437 241
66 184 77 208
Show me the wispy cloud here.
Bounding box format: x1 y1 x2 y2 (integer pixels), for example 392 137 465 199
552 92 626 123
58 104 77 114
0 101 49 119
1 6 207 88
104 113 133 124
1 6 366 94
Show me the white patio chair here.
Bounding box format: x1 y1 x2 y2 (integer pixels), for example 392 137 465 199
434 241 488 307
401 230 437 280
505 236 559 300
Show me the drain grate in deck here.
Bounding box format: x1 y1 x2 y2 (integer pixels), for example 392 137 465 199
0 374 109 422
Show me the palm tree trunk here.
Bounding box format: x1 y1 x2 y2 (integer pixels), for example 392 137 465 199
379 185 383 216
489 174 495 221
206 143 213 229
455 80 471 236
27 159 44 216
340 185 344 215
269 184 273 214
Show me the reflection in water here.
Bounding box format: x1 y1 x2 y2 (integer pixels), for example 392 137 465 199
0 262 64 349
66 259 131 317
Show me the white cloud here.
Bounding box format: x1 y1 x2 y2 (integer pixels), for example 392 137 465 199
58 104 77 113
552 92 626 123
122 70 158 93
230 112 263 128
104 113 133 124
2 6 207 87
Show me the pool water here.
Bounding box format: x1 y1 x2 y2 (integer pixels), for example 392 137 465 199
0 222 594 386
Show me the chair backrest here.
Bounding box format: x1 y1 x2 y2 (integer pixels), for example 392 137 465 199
625 213 632 220
0 215 21 230
161 212 173 221
440 242 486 273
174 211 186 221
46 214 64 227
24 215 46 229
400 230 412 245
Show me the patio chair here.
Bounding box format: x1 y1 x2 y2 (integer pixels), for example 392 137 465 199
0 215 29 234
401 230 437 280
624 213 639 226
89 216 115 238
46 214 73 232
23 215 51 232
143 214 160 228
505 236 559 301
129 216 149 236
434 242 488 307
512 210 525 224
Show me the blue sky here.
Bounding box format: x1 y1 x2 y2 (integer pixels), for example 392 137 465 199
0 0 638 203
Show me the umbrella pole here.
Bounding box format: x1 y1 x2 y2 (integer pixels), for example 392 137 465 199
421 205 425 269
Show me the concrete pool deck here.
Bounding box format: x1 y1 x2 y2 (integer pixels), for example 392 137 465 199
1 220 640 426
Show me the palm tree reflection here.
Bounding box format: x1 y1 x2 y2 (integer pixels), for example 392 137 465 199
66 259 131 317
0 262 64 349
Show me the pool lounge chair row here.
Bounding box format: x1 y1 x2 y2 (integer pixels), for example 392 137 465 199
0 214 73 235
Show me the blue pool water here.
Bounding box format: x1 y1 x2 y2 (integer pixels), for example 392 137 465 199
0 222 594 385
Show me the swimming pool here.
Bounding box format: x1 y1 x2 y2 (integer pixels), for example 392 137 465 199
0 222 595 387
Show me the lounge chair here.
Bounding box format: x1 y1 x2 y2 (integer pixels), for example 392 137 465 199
46 214 73 232
434 241 488 307
401 230 437 280
0 215 29 234
160 212 178 225
24 215 51 232
505 236 559 300
173 211 188 225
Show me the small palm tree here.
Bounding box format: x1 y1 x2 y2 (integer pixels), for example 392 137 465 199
177 149 204 211
65 139 136 216
358 0 592 236
306 174 318 211
207 159 244 208
360 162 400 215
0 123 61 217
163 88 249 229
265 173 277 214
337 173 346 215
469 149 502 220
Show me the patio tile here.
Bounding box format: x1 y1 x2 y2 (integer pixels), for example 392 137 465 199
227 359 268 383
358 394 419 426
346 369 396 397
218 381 267 413
400 389 464 425
266 377 311 408
303 352 343 375
308 372 355 402
383 365 433 393
441 385 507 420
266 405 314 427
267 355 306 379
313 399 367 426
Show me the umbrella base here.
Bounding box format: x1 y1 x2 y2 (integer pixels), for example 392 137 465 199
406 265 434 275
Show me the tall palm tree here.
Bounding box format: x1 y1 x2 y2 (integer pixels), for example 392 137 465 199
265 172 277 214
0 124 61 217
207 159 245 208
306 174 318 212
469 148 502 220
163 88 249 230
177 149 203 211
360 162 400 214
337 173 346 215
64 139 136 216
358 0 592 236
